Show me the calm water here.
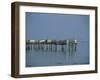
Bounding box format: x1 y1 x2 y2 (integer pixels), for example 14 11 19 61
26 42 89 67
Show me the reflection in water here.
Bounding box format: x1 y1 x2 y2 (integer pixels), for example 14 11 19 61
26 40 90 67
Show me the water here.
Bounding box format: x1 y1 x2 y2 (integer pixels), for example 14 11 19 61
26 42 89 67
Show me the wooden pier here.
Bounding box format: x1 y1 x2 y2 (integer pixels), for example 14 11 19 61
26 40 79 53
26 40 79 45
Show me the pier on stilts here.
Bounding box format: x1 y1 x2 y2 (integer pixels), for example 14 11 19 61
26 39 79 53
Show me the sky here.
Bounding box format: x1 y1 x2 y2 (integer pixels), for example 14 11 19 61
26 12 89 41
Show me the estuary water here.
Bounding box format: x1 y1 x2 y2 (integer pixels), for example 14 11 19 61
26 42 89 67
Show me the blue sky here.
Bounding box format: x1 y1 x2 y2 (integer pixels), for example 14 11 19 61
26 12 89 41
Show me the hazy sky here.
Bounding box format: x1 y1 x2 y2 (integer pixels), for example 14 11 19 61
26 12 89 41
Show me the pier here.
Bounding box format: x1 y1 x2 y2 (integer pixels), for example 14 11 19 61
26 40 79 53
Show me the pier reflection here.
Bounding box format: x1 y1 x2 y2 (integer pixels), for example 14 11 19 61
26 40 90 67
26 40 79 54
